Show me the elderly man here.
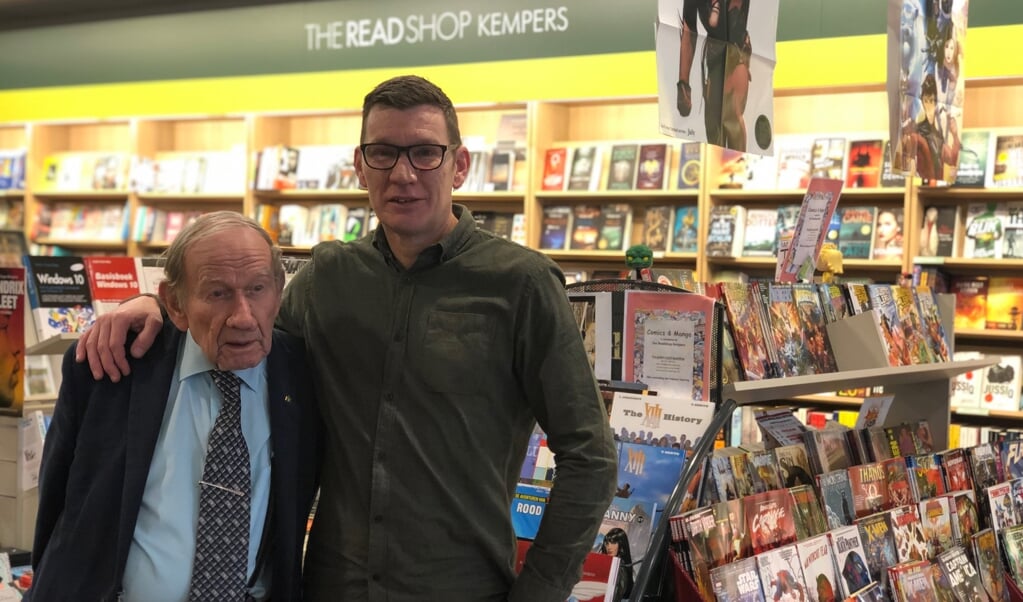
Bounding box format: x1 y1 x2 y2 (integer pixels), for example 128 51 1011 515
27 211 320 601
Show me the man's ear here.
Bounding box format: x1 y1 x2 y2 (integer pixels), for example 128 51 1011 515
159 282 189 332
354 146 369 190
452 145 470 190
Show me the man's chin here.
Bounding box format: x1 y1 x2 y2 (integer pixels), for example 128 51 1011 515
216 344 268 371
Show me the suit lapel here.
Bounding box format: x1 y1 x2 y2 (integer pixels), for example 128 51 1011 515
115 325 182 571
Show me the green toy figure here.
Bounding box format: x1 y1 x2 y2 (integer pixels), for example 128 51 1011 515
625 244 654 281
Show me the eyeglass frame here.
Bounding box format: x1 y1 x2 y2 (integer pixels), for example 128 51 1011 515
359 143 459 171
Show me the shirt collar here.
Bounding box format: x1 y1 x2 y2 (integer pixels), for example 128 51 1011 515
371 203 476 267
178 331 265 391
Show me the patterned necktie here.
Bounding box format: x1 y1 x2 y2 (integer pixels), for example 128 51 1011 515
190 369 250 601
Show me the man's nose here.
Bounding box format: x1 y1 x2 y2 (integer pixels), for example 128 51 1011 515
227 296 257 327
388 153 418 182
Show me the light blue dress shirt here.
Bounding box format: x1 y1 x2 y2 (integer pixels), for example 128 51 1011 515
122 333 272 602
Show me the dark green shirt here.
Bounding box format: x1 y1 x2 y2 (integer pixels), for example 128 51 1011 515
280 205 617 602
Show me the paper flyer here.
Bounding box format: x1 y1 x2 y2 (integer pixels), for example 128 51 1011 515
776 178 844 283
655 0 780 156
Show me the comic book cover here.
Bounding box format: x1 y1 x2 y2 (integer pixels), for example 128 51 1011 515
969 443 1003 525
843 282 873 315
936 546 986 602
680 506 724 600
804 428 853 476
775 443 816 489
929 562 959 602
914 286 951 363
745 489 798 555
856 511 898 590
818 469 856 530
605 143 639 190
884 457 915 508
766 283 812 377
962 202 1007 259
789 484 828 539
949 489 981 546
918 204 960 258
970 528 1010 602
817 282 850 323
724 447 757 499
710 556 766 602
986 482 1018 533
891 560 938 602
641 205 673 252
867 283 908 367
710 451 741 502
888 422 924 457
827 524 873 599
676 141 702 190
796 533 840 602
597 497 657 566
742 208 780 257
1003 201 1023 259
920 495 955 558
867 428 895 463
792 282 838 374
719 281 773 381
891 284 936 365
940 448 975 494
615 442 687 512
888 504 929 563
1011 478 1023 529
846 139 884 188
748 448 784 494
907 453 948 502
715 498 751 562
755 543 806 602
1002 525 1023 588
706 205 746 257
849 462 891 519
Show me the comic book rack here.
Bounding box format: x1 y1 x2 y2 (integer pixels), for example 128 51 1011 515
564 278 728 601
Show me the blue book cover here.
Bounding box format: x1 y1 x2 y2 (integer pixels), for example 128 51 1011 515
615 442 687 511
670 205 699 253
510 482 550 540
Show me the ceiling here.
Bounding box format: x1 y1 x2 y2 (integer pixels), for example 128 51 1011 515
0 0 299 31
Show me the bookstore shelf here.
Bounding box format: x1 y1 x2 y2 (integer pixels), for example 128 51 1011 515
251 190 368 201
136 193 245 203
31 191 130 201
26 333 79 357
33 238 127 251
535 190 699 201
955 328 1023 341
0 191 23 198
708 188 906 202
917 257 1023 273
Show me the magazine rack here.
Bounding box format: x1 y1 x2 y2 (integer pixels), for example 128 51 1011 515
565 278 728 601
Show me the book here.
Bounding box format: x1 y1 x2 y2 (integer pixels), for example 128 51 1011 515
884 457 915 508
855 510 898 593
789 484 828 539
596 204 632 251
914 286 951 363
971 528 1010 602
777 178 843 283
810 137 847 180
597 497 657 569
670 206 700 253
919 496 955 557
83 256 142 316
986 481 1018 533
620 290 717 401
514 540 619 602
510 483 549 540
25 255 96 343
569 204 602 251
985 276 1023 330
487 148 514 191
567 145 602 191
845 139 884 188
1002 201 1023 259
796 533 840 602
954 130 991 187
935 545 986 602
720 281 774 381
1003 440 1023 481
765 283 812 377
755 543 805 601
0 267 25 414
615 442 687 512
635 143 670 190
1003 524 1023 588
605 143 638 190
872 207 904 261
676 141 702 190
539 205 572 250
962 202 1007 259
792 283 838 374
979 355 1022 412
918 205 960 258
640 206 672 252
888 503 929 563
541 147 568 191
706 205 746 257
805 428 853 475
775 135 813 190
834 206 876 260
889 560 937 602
741 208 779 257
848 463 889 519
710 556 765 602
881 140 907 188
744 489 798 554
827 524 873 598
950 276 988 331
818 469 856 529
608 391 714 452
990 133 1023 188
950 490 981 547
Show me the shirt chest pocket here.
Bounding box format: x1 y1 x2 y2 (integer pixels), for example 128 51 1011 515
420 310 494 394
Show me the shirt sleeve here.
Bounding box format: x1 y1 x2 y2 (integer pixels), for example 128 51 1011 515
509 264 617 601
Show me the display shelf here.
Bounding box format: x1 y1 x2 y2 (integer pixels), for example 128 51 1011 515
31 191 130 201
0 190 24 198
251 189 368 202
26 332 79 357
135 193 245 203
955 328 1023 341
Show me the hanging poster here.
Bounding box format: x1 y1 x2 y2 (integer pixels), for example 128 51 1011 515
655 0 780 156
888 0 969 184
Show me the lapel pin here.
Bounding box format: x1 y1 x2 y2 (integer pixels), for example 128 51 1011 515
284 394 292 403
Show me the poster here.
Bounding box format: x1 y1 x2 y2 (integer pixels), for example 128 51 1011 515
888 0 969 184
655 0 780 156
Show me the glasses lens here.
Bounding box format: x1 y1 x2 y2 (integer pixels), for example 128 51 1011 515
408 145 445 170
364 144 399 169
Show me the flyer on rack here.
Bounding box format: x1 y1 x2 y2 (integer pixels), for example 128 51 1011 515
655 0 780 156
776 178 844 283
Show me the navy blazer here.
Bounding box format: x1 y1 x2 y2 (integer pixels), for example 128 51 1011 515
27 322 321 602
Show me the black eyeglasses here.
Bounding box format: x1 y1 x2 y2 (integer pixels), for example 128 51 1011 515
360 143 456 171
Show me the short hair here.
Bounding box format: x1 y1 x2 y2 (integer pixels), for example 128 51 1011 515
360 75 462 146
162 211 284 304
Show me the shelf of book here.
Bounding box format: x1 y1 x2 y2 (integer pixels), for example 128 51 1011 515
0 191 23 198
918 257 1023 273
251 189 368 202
26 332 79 357
31 191 131 201
136 193 245 203
33 238 127 251
955 328 1023 341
